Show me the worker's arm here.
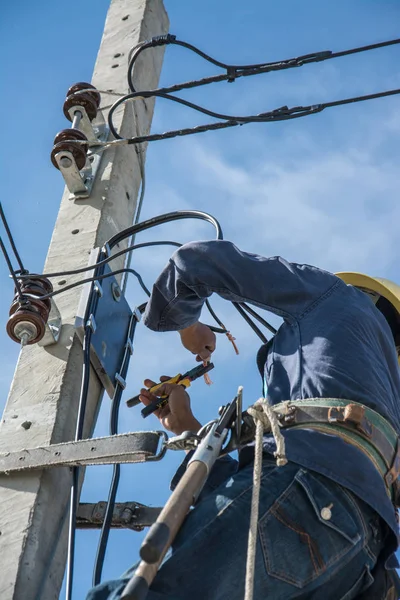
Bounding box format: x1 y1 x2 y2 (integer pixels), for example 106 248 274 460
144 239 339 332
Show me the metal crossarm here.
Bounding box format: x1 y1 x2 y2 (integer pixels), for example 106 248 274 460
0 431 166 474
77 501 162 531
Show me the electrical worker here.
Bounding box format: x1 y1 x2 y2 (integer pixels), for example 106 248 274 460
87 239 400 600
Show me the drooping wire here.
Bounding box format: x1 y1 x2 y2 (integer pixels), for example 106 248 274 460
107 87 400 146
127 35 400 96
23 268 150 301
0 237 23 298
233 303 268 344
17 240 182 280
108 210 223 249
0 204 26 274
65 254 105 600
92 312 137 586
239 303 277 335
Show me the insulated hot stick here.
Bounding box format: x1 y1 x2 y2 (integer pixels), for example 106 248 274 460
126 363 215 417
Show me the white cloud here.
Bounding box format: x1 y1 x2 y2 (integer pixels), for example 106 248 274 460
144 107 400 282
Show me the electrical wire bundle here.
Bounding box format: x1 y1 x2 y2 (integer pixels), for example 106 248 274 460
99 35 400 148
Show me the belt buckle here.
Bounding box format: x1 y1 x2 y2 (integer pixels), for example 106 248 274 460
328 403 373 438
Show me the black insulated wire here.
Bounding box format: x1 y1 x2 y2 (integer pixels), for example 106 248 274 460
127 35 400 96
108 210 223 248
239 303 277 335
0 203 26 274
93 314 138 586
108 87 400 146
18 240 182 280
0 237 24 298
24 268 151 301
65 253 106 600
233 303 268 344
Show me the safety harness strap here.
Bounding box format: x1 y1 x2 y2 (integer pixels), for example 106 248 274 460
268 398 400 504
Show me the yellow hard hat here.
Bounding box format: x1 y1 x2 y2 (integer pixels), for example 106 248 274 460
336 273 400 314
336 272 400 359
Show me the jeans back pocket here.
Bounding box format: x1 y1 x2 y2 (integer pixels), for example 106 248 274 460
259 469 363 589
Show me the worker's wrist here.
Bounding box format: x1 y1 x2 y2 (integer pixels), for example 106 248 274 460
172 416 201 436
178 321 199 335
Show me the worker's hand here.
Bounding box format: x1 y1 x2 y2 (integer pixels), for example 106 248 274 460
139 376 201 436
178 321 216 362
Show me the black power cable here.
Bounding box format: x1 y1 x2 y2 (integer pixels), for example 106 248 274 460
18 241 182 280
0 203 26 274
127 35 400 96
65 254 106 600
108 210 223 249
108 87 400 146
92 313 138 586
239 303 277 335
0 237 24 298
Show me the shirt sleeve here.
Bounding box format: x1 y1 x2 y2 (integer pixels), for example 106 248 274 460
143 239 339 332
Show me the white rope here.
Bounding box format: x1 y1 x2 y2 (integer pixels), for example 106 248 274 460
244 398 288 600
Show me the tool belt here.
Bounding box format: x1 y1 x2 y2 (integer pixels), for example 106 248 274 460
269 398 400 507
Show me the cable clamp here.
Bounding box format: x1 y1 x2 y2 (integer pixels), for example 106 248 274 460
115 373 127 389
150 34 177 46
226 66 237 83
86 314 97 333
133 307 142 322
101 243 111 258
125 339 134 355
314 50 333 62
94 281 103 297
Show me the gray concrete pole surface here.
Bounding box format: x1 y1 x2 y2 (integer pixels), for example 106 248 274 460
0 1 169 598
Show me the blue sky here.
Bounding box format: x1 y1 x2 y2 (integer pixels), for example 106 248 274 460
1 0 400 598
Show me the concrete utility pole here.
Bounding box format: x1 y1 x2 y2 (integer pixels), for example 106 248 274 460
0 1 168 599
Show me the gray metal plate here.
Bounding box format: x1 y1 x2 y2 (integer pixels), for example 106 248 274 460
75 250 134 397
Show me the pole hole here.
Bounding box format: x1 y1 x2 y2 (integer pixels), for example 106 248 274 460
126 192 130 200
112 64 119 69
58 280 67 286
71 229 80 235
114 53 122 58
122 15 129 20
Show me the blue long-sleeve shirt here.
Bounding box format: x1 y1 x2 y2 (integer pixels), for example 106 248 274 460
143 239 400 555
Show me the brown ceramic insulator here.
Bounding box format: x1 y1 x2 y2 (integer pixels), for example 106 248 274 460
66 82 101 108
6 308 46 344
51 129 88 171
6 275 54 344
53 128 88 150
14 286 51 313
17 277 53 306
63 92 98 122
9 297 50 323
20 276 53 295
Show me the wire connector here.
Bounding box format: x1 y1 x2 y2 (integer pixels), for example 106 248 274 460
115 373 127 389
86 314 97 333
125 339 134 355
150 34 176 46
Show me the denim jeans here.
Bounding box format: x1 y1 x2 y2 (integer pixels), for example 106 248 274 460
86 457 385 600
